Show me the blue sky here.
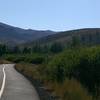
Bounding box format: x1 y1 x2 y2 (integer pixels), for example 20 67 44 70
0 0 100 31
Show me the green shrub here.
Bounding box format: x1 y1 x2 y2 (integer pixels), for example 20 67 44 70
46 47 100 98
25 55 45 64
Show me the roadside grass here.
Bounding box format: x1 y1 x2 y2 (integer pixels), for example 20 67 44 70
44 79 92 100
15 63 93 100
0 59 11 64
15 63 40 79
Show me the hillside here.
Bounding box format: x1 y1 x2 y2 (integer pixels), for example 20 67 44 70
0 22 55 45
32 28 100 46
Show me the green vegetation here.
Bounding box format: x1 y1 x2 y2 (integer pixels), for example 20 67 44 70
0 42 100 100
3 54 45 64
50 42 64 53
15 63 92 100
45 47 100 99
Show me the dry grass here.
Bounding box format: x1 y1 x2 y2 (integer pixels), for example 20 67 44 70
15 63 40 79
44 79 93 100
0 59 12 64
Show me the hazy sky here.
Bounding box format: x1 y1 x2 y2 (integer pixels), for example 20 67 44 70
0 0 99 31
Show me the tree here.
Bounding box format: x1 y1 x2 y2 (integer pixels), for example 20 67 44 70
32 44 42 53
42 45 49 53
50 42 63 53
22 47 31 54
71 36 80 48
0 44 8 56
13 46 20 54
72 54 100 99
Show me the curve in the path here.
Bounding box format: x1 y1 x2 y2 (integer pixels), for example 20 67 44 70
1 64 40 100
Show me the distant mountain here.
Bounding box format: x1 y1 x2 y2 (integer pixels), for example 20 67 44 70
31 28 100 46
0 22 55 45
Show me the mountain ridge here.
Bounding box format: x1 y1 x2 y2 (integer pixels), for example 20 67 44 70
29 28 100 46
0 22 55 45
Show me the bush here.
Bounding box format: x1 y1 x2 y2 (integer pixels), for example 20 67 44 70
4 54 45 64
45 47 100 98
25 55 45 64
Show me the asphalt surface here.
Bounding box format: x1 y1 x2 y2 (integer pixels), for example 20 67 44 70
0 64 40 100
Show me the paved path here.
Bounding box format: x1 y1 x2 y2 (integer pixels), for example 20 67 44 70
0 64 40 100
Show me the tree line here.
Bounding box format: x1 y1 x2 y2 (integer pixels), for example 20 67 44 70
0 42 64 56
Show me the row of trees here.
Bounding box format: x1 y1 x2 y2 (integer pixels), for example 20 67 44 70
0 35 85 56
13 43 64 54
0 42 64 56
